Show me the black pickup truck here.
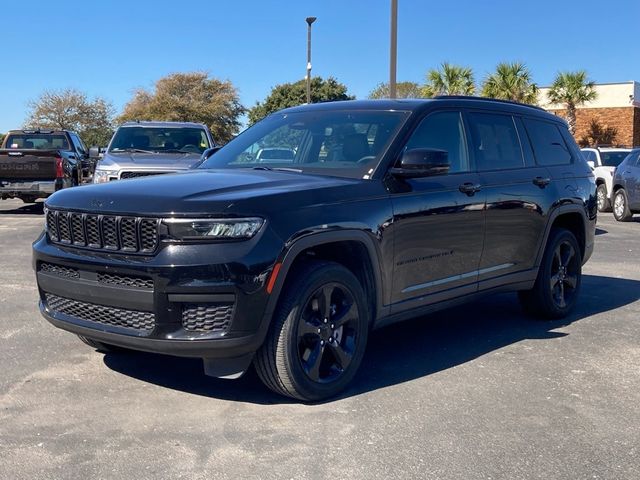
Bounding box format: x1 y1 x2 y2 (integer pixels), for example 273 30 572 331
0 130 91 203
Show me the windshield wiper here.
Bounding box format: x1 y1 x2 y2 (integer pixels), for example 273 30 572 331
252 166 303 173
112 148 157 154
160 149 190 154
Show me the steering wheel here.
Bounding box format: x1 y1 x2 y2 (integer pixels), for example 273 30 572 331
180 144 199 153
357 156 376 165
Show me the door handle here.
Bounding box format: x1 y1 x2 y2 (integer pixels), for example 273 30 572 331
532 176 551 188
459 182 481 196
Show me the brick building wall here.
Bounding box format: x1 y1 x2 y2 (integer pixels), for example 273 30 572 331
549 107 640 146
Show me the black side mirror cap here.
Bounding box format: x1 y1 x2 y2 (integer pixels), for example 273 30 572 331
389 148 450 178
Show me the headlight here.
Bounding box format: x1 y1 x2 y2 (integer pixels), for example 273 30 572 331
93 169 118 183
164 218 264 240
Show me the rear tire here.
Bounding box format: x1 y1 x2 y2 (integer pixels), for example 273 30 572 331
519 228 582 320
613 189 633 222
77 335 123 353
596 184 611 212
254 261 369 401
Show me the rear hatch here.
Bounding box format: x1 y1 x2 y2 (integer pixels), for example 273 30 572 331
0 149 59 181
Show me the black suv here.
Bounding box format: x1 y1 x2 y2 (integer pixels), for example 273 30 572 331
33 98 596 401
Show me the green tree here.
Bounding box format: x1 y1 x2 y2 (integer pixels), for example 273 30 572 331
481 62 538 104
546 71 597 135
119 72 245 143
248 76 353 125
368 81 422 99
25 88 115 146
0 133 5 146
421 62 475 97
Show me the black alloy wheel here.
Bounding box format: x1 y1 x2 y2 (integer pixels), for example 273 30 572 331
549 240 579 309
296 283 358 384
254 261 369 401
519 228 582 319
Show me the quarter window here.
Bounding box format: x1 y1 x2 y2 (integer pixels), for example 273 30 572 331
468 113 524 171
524 119 573 166
404 111 469 173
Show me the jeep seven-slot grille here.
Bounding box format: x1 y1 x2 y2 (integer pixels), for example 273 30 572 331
182 303 233 332
46 209 159 254
45 293 155 331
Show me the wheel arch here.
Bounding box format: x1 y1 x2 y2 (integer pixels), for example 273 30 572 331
262 230 385 330
535 205 588 267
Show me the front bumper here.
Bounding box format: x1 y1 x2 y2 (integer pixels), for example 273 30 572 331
33 229 281 371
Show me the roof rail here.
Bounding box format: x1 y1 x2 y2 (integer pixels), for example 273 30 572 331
433 95 546 111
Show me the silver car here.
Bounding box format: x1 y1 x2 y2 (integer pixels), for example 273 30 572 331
93 121 216 183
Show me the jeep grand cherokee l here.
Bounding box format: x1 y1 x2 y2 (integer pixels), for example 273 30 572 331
33 98 596 401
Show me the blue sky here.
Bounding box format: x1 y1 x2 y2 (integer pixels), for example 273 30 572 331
1 0 639 133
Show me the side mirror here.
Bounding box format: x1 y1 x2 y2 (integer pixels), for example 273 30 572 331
89 147 101 159
191 146 223 169
389 148 450 178
586 160 595 170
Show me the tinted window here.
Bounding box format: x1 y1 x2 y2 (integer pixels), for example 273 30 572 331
600 152 631 167
70 133 87 155
581 150 596 162
405 111 469 173
524 119 572 165
199 110 408 179
5 134 70 150
109 127 211 154
468 113 524 171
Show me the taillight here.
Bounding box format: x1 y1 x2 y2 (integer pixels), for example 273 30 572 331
55 157 63 178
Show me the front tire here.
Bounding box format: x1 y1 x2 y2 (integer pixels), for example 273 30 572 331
596 184 611 212
254 261 369 401
613 189 633 221
519 228 582 319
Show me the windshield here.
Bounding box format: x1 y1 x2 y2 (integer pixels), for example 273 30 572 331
601 151 631 167
5 134 69 150
109 126 210 154
198 110 409 179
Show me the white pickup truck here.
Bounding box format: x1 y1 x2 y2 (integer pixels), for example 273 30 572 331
581 147 633 212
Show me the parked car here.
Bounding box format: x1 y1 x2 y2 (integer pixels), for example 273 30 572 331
34 98 596 401
256 147 296 163
0 129 87 203
92 121 216 183
611 148 640 221
581 147 633 212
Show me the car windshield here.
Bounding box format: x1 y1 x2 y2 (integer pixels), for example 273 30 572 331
198 110 409 179
601 151 631 167
109 126 210 154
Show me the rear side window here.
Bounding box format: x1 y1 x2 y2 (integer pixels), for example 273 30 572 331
524 119 572 166
467 113 524 171
581 150 596 163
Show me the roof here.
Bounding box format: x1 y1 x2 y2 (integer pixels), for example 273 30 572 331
279 97 553 119
119 121 208 128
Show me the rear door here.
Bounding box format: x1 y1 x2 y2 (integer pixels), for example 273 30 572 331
466 111 557 284
623 151 640 208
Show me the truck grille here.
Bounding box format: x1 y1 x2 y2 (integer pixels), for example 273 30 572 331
182 303 233 332
45 293 155 331
46 209 159 254
120 171 170 179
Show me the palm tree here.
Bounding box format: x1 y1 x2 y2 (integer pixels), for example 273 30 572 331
481 62 538 104
421 62 475 97
546 71 597 134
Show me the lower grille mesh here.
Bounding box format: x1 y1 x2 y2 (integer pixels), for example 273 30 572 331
45 294 155 331
182 303 233 332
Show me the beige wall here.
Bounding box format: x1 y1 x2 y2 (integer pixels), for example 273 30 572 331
538 82 640 110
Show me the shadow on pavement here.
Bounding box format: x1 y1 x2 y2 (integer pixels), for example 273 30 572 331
0 202 44 215
595 227 607 235
103 274 640 404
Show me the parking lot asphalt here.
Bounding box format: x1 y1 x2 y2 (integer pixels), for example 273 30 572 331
1 198 639 480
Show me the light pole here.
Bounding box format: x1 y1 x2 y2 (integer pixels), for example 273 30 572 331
305 16 317 104
389 0 398 98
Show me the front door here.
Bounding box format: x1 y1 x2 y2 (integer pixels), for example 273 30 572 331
388 110 485 310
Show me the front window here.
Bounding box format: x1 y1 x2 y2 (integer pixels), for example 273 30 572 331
199 110 409 179
109 127 210 154
600 151 631 167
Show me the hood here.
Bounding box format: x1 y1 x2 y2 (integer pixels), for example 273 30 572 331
100 151 202 170
46 169 362 216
